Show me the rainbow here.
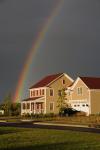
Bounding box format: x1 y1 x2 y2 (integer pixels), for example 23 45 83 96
13 0 64 103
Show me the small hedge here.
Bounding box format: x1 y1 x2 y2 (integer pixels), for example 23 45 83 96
22 113 57 119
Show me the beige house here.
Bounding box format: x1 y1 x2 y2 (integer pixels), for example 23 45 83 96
21 73 74 115
66 77 100 116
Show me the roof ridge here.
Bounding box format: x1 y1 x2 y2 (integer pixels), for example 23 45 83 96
80 76 100 78
30 73 64 89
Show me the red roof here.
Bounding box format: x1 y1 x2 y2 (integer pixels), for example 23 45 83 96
80 77 100 89
30 73 63 89
22 97 42 102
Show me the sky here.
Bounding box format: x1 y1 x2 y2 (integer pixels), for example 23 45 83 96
0 0 100 101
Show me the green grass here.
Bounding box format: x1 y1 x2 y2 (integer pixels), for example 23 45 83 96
0 127 100 150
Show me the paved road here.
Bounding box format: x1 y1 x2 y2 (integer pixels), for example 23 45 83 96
0 122 100 134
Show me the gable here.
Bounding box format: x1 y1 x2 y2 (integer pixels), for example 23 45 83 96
30 73 73 89
30 73 63 89
48 73 74 88
71 77 89 90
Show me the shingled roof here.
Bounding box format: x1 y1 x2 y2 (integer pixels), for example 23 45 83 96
30 73 63 89
80 77 100 89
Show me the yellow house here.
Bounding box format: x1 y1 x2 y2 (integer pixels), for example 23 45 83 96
66 77 100 116
21 73 74 115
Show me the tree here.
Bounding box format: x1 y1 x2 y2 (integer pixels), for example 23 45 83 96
10 103 21 116
2 93 12 116
57 88 68 115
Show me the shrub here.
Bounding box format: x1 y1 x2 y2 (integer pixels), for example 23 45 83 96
24 113 31 118
44 113 55 118
62 108 79 116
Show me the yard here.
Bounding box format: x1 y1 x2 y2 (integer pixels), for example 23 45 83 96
0 127 100 150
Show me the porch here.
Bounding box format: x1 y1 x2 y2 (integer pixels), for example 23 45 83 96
21 97 45 115
31 102 44 114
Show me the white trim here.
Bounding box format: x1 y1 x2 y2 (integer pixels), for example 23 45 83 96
21 97 45 103
33 97 45 103
89 90 91 114
64 73 74 82
71 77 89 90
48 73 74 87
44 88 47 114
29 73 73 90
69 99 88 103
47 73 64 86
29 87 49 90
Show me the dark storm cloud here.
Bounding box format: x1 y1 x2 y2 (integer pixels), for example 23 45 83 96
0 0 100 100
0 0 5 3
0 0 58 100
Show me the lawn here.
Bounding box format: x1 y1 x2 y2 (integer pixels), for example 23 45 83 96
0 127 100 150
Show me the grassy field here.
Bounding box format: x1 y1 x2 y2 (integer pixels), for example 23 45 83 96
0 127 100 150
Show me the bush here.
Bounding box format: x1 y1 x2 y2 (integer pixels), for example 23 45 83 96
24 113 31 118
44 113 55 118
22 113 56 119
62 108 79 116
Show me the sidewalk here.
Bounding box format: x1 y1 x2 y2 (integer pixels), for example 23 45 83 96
34 122 89 128
0 120 7 122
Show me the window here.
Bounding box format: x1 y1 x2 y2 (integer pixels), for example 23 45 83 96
50 89 54 96
42 89 44 95
36 90 38 96
40 89 41 95
62 79 65 84
27 103 30 109
33 91 35 96
35 90 38 96
86 104 89 107
23 103 26 109
30 91 33 97
74 105 76 107
82 104 85 107
77 87 83 95
58 90 61 96
50 103 54 111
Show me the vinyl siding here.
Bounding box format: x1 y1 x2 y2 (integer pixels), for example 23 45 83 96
90 90 100 114
45 75 73 114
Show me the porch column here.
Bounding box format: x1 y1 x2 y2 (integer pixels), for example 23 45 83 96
21 102 23 115
34 102 36 114
25 102 27 113
41 103 43 113
30 102 31 114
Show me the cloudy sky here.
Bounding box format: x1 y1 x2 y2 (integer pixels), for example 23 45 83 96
0 0 100 100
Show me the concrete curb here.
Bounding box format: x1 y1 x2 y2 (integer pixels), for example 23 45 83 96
0 120 7 122
34 122 89 128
